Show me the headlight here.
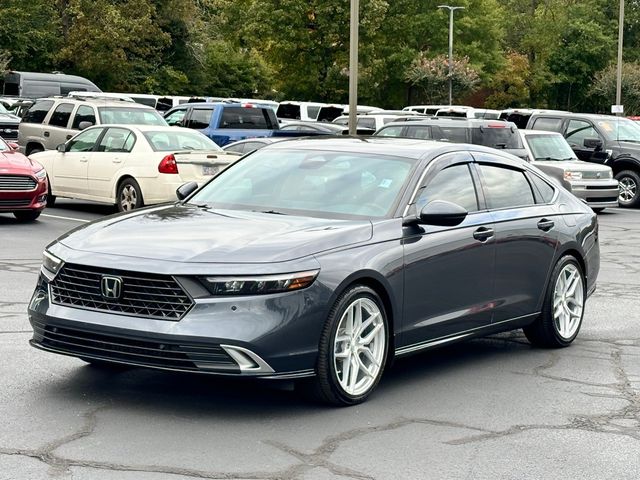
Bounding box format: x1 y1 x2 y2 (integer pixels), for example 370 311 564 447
564 171 583 181
34 168 47 180
200 270 319 296
42 250 63 278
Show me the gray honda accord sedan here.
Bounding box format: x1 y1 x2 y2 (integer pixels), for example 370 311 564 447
28 137 599 405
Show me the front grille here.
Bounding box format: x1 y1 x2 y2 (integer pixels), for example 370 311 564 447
0 124 19 140
0 198 31 207
582 172 610 180
0 175 37 191
50 264 194 320
31 321 238 372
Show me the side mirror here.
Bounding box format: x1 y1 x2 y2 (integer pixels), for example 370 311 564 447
7 142 19 151
78 121 93 130
583 138 603 150
418 200 468 226
56 143 67 153
176 181 198 200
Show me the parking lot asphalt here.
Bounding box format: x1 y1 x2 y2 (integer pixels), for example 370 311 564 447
0 201 639 480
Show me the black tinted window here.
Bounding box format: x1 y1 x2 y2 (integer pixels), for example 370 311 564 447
220 107 271 129
532 117 563 132
418 164 478 212
187 109 213 129
23 100 54 124
72 106 96 129
471 125 522 149
48 103 74 127
527 172 556 203
431 126 468 142
478 164 535 209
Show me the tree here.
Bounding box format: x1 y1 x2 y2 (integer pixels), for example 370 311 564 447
591 62 640 115
485 52 530 108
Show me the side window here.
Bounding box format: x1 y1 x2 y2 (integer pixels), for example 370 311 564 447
478 164 535 209
48 103 74 128
357 118 376 129
527 172 556 204
306 106 321 120
405 126 431 140
417 164 479 212
431 126 468 142
67 128 103 153
224 143 245 154
376 126 405 137
22 100 54 124
187 109 213 129
71 106 97 129
165 108 186 126
531 117 563 132
565 120 601 148
97 128 135 153
220 107 271 129
241 142 265 153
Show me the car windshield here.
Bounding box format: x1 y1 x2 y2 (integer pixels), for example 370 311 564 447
0 138 8 151
526 134 577 161
189 148 416 219
143 130 222 152
98 107 167 126
597 118 640 142
0 104 9 114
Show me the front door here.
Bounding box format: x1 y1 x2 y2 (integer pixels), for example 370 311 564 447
401 153 496 348
53 127 103 196
565 119 604 162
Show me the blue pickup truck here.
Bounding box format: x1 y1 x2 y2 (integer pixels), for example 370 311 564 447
163 102 303 146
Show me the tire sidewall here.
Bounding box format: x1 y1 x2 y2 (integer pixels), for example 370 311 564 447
544 256 585 346
117 178 143 212
322 286 389 405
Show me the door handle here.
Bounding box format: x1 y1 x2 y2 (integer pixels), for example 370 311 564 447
79 157 88 163
112 157 122 163
473 227 494 242
43 131 50 137
537 218 555 231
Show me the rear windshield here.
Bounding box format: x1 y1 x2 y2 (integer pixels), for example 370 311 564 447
98 107 166 125
143 130 222 152
276 104 301 120
220 107 273 129
471 126 522 149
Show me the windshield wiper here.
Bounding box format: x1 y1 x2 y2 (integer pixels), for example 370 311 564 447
617 139 640 143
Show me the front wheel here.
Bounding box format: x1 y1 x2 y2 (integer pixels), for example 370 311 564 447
615 170 640 208
117 178 143 212
13 210 41 222
524 255 585 348
307 285 389 406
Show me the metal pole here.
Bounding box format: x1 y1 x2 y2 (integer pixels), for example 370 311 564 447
348 0 359 136
616 0 625 115
448 8 453 106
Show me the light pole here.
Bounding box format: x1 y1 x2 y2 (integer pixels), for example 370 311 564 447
438 5 464 106
616 0 625 115
348 0 359 136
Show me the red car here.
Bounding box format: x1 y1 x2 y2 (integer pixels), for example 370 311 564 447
0 137 48 221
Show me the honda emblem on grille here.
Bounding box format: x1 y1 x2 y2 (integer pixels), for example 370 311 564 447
101 276 123 299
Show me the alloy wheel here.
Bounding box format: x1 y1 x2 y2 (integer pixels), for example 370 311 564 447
619 176 637 203
553 263 584 340
333 297 386 396
120 185 137 211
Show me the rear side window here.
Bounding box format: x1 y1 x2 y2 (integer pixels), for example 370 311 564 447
405 126 431 140
23 100 54 124
478 164 535 209
306 105 321 120
527 172 556 203
48 103 74 127
188 109 213 129
471 126 522 149
531 117 563 132
431 126 468 143
98 127 135 153
276 104 301 120
376 125 405 137
72 105 97 129
220 107 272 129
357 118 376 129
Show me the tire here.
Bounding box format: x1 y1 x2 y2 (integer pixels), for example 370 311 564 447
13 210 41 222
615 170 640 208
523 255 585 348
27 146 43 156
591 208 605 213
116 178 143 212
305 285 389 406
46 177 56 208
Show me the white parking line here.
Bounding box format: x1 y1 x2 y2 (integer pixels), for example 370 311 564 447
41 213 90 223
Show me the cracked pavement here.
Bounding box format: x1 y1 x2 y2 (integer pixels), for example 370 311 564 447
1 202 639 480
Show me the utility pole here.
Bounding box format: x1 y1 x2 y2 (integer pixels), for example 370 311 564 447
616 0 625 115
438 5 464 106
348 0 359 135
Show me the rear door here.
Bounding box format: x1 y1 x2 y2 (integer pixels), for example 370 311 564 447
88 127 136 201
44 102 75 149
473 152 559 323
54 127 104 196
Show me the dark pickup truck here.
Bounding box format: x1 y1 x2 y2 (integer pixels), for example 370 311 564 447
163 102 308 147
526 112 640 208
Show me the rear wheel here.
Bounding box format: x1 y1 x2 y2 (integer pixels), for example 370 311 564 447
615 170 640 208
524 255 585 348
117 178 143 212
13 210 41 222
305 285 389 406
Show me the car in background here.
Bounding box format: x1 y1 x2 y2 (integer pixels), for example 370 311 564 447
0 137 47 221
500 109 569 129
375 118 528 160
31 125 240 212
279 121 375 136
435 106 476 118
402 105 465 115
2 71 101 98
0 103 20 141
222 137 292 155
30 137 599 405
526 112 640 208
18 98 167 155
333 114 406 131
276 101 325 121
519 130 618 212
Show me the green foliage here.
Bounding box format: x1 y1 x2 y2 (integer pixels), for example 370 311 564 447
405 54 480 104
485 52 530 108
591 62 640 115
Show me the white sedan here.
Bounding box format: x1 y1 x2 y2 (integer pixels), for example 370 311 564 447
31 125 240 211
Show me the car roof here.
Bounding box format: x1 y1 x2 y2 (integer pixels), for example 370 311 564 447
378 118 515 128
39 97 155 109
96 125 208 134
520 129 563 136
528 112 616 120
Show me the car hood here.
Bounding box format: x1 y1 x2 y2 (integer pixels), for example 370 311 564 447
58 204 373 264
533 159 611 172
0 150 41 174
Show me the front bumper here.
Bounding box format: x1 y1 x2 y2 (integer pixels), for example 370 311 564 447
569 180 619 208
0 177 47 212
27 258 329 379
